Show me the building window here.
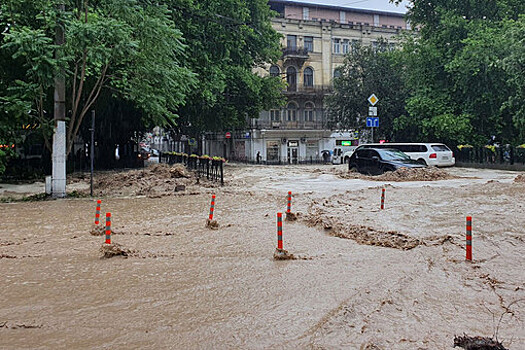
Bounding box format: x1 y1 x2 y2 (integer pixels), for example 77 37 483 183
333 67 342 79
333 38 340 54
286 102 298 121
304 36 313 52
287 35 297 49
303 7 309 20
406 20 411 30
303 67 313 87
304 102 315 122
342 39 349 54
339 11 346 23
269 65 280 77
352 39 359 52
270 109 280 122
372 41 378 51
286 66 297 91
374 14 380 27
266 141 280 162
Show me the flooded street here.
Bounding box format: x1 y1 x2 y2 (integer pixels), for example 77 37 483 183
1 164 524 349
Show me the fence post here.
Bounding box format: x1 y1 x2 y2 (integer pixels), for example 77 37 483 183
220 161 224 186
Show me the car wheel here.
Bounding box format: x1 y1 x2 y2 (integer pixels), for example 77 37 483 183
349 164 358 172
417 158 427 166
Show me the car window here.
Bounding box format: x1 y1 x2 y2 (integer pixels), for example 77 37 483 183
377 149 411 161
431 144 450 152
358 149 374 158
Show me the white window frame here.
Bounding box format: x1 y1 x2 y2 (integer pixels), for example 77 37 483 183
339 11 346 23
304 102 315 122
303 67 314 87
374 14 380 27
333 39 340 54
303 7 309 20
270 109 281 122
342 39 349 54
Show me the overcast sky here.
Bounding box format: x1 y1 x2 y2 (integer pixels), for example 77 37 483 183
284 0 409 14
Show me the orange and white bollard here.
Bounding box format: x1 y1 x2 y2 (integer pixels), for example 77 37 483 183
277 212 283 250
380 188 385 210
287 191 292 213
94 200 102 225
209 194 216 221
105 213 111 244
466 216 472 261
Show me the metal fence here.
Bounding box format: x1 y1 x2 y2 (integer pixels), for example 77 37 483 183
454 146 525 170
161 153 224 185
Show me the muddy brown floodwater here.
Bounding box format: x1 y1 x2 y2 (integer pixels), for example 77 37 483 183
1 164 524 349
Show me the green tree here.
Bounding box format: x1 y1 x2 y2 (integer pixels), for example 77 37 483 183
392 0 525 145
326 41 407 142
166 0 284 136
0 0 195 158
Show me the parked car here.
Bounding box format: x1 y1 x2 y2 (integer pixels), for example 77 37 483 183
354 143 455 167
138 148 150 160
348 148 426 175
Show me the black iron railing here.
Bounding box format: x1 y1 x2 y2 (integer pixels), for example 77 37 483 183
453 146 525 169
161 153 224 185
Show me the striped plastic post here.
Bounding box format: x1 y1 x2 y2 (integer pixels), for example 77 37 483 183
466 216 472 261
105 213 111 244
380 188 385 210
277 212 283 250
94 200 101 225
209 194 216 220
287 191 292 213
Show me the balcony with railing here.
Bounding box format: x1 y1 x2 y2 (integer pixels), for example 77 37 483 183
282 46 310 67
251 118 328 130
284 85 333 95
282 46 310 58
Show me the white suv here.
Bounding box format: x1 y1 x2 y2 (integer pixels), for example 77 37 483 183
354 143 455 167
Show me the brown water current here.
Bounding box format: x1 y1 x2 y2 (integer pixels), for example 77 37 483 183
1 164 524 349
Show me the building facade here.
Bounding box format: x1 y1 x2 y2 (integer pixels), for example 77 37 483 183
206 0 408 163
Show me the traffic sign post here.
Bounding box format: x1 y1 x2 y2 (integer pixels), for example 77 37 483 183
367 94 379 142
366 117 379 127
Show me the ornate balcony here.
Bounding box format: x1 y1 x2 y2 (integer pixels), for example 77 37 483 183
283 85 333 96
282 46 309 66
251 119 327 130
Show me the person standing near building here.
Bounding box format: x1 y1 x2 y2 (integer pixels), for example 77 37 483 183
256 151 261 164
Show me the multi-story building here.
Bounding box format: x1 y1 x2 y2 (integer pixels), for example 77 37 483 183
206 0 408 163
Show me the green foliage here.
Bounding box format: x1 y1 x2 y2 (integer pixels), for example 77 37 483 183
390 0 525 146
167 0 284 133
327 40 406 141
0 0 195 157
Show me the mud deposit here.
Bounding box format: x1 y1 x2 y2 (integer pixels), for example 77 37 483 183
71 163 201 197
1 164 524 349
100 243 133 258
334 166 458 181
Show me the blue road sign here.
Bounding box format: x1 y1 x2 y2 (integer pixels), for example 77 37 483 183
366 117 379 127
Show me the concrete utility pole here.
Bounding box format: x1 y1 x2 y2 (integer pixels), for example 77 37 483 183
52 2 66 198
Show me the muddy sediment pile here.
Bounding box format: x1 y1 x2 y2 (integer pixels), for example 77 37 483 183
91 164 195 197
514 174 525 183
100 243 134 259
334 166 457 181
375 167 456 181
306 213 421 250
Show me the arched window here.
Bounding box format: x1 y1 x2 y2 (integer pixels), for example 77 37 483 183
269 65 280 78
304 67 314 87
286 102 298 121
304 102 315 122
286 66 297 91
